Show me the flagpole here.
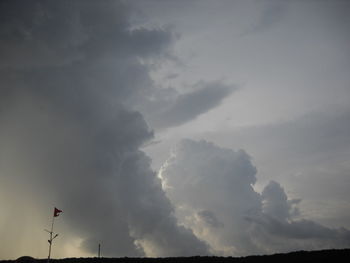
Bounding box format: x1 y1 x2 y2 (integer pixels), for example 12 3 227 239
47 215 55 263
46 208 61 263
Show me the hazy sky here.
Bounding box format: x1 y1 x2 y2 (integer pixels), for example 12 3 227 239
0 0 349 259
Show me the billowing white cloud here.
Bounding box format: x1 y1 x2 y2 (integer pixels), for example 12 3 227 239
159 139 262 255
159 139 350 256
248 180 350 253
261 181 301 221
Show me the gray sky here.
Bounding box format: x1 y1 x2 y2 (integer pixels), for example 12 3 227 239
139 0 350 227
0 0 349 259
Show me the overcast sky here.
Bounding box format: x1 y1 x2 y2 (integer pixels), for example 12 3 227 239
0 0 350 259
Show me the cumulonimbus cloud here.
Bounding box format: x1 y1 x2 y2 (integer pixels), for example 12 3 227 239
159 139 350 256
0 0 210 258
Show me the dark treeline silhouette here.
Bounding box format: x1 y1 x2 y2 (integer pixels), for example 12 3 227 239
3 249 350 263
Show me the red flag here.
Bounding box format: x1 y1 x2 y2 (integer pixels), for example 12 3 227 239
54 207 62 217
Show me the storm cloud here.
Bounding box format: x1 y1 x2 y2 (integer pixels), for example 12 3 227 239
2 0 349 259
0 0 210 258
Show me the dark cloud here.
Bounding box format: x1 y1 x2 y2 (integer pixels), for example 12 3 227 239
160 139 350 256
1 0 232 132
147 81 235 129
0 0 209 257
0 0 173 69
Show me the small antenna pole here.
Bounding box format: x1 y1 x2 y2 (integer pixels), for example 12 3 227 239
98 243 101 258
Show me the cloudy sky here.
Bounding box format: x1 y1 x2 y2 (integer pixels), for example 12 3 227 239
0 0 349 259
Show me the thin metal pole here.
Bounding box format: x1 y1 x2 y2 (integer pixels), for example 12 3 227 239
47 215 55 263
98 243 101 258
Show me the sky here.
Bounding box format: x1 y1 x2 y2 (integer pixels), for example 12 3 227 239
0 0 349 259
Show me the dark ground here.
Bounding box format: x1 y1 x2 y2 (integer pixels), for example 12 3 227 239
3 249 350 263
